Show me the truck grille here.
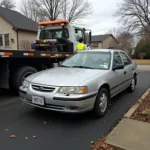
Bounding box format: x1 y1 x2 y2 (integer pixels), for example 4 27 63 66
32 84 55 92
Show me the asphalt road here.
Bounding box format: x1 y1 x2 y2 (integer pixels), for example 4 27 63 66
0 72 150 150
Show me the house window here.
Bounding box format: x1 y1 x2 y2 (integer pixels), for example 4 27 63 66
4 34 10 47
0 34 3 46
92 42 98 47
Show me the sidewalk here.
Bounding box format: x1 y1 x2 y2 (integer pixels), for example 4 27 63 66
137 65 150 71
91 89 150 150
106 118 150 150
106 88 150 150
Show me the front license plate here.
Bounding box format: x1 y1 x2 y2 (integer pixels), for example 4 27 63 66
32 96 44 106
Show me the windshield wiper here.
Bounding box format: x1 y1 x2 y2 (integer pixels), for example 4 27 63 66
72 66 94 69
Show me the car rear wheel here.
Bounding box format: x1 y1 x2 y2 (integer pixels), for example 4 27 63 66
93 88 109 118
128 77 136 92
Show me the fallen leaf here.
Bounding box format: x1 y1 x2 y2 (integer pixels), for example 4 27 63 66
25 137 28 140
9 135 16 138
32 136 37 139
4 129 8 131
91 141 94 144
142 109 150 116
44 122 47 125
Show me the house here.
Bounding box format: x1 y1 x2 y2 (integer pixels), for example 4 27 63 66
91 34 119 49
0 7 38 50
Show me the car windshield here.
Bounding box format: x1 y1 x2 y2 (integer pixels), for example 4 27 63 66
40 28 69 39
60 51 111 70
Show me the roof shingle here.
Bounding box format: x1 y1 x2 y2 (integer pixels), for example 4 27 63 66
0 7 38 32
92 34 112 42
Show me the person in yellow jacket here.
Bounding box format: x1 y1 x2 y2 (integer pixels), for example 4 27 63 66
76 38 87 52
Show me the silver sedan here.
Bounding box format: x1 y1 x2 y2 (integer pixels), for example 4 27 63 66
19 49 138 117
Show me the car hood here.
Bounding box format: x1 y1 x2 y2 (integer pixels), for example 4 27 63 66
26 67 105 86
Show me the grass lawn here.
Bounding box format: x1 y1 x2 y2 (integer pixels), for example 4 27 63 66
132 59 150 65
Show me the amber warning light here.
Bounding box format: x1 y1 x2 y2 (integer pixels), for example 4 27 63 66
38 20 69 26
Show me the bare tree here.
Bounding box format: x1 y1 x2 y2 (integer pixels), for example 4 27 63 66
115 0 150 35
20 0 36 21
20 0 46 22
63 0 92 23
108 28 120 38
117 31 134 54
0 0 15 9
19 0 92 23
108 28 134 54
33 0 65 21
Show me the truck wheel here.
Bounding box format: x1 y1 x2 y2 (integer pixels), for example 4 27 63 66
93 88 109 118
10 66 37 93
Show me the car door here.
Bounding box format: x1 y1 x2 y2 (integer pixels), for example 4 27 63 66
110 52 126 97
119 52 133 87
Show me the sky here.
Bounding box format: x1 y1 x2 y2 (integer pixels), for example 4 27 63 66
15 0 122 35
83 0 122 35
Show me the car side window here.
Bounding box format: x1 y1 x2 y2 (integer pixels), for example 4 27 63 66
120 52 131 66
113 52 123 67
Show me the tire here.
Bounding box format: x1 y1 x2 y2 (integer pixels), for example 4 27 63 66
9 66 37 93
93 88 110 118
128 77 136 92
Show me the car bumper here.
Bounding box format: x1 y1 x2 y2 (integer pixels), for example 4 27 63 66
19 86 97 113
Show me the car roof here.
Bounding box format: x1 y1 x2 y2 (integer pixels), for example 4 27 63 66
84 49 124 53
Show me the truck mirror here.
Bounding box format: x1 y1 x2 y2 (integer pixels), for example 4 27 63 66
85 30 92 45
89 31 91 44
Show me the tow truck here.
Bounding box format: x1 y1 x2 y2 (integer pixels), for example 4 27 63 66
0 20 91 93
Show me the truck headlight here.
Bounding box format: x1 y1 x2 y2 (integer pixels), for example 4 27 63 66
23 80 30 88
58 87 88 94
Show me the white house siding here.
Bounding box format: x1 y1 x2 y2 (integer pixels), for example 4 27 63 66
103 36 118 49
0 17 17 50
18 30 37 50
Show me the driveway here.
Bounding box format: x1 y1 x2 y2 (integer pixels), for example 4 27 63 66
0 72 150 150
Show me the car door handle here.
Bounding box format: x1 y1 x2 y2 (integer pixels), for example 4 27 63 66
124 71 127 74
132 68 134 71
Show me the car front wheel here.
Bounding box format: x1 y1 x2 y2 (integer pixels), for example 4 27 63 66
93 88 109 118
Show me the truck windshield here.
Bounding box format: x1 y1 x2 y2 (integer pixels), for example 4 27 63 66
60 52 111 70
40 28 69 39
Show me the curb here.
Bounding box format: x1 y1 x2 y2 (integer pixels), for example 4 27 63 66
124 88 150 118
104 88 150 149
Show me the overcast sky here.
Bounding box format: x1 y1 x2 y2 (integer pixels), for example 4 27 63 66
15 0 122 35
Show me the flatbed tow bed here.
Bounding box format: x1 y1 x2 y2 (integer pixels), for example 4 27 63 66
0 49 73 92
0 50 73 58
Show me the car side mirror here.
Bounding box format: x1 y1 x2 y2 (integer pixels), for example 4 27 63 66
113 64 124 71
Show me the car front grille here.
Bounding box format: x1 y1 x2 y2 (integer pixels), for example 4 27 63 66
32 84 55 92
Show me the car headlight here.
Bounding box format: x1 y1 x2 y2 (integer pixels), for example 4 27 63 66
58 86 88 94
22 80 30 88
